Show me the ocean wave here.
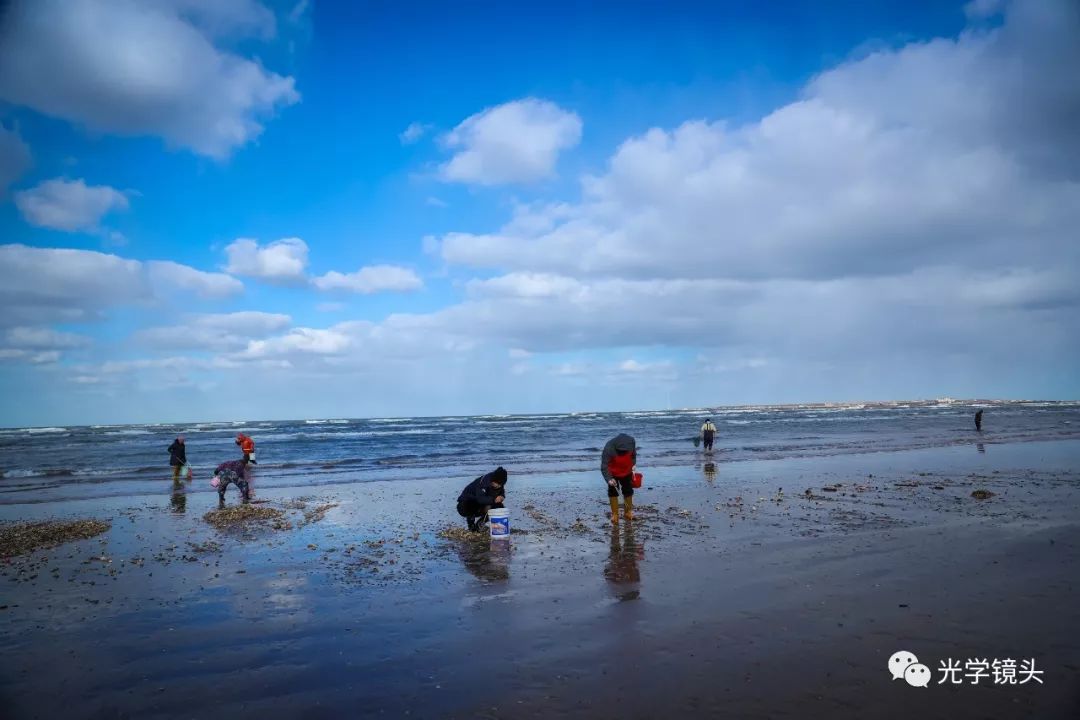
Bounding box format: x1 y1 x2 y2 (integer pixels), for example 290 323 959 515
24 427 68 434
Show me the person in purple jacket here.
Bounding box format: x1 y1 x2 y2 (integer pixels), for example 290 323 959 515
213 456 250 506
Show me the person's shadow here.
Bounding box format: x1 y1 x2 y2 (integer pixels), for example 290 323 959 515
456 538 510 583
604 524 643 601
170 485 187 514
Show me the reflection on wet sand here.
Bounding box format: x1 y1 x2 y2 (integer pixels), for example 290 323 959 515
703 462 717 481
977 443 986 454
604 524 643 600
456 538 510 583
169 485 187 514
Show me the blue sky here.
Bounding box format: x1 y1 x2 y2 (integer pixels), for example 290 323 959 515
0 0 1077 426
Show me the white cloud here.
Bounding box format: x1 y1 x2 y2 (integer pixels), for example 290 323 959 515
467 272 585 300
313 265 423 294
440 98 583 185
0 124 31 192
316 302 345 312
400 122 430 144
236 325 358 359
225 237 309 283
14 178 129 232
0 0 299 159
436 3 1080 282
0 244 147 327
223 238 422 295
0 244 243 328
425 196 448 208
5 327 90 350
138 311 291 351
146 261 244 299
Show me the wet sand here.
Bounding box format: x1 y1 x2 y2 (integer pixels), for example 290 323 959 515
2 440 1079 719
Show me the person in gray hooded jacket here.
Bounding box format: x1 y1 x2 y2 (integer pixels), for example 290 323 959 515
601 433 637 524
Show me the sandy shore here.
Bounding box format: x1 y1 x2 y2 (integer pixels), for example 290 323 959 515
2 440 1078 719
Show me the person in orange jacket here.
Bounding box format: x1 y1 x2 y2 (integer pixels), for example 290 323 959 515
235 433 256 463
235 433 257 499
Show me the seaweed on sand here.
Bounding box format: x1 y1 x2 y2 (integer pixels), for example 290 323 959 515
202 505 291 531
0 519 111 557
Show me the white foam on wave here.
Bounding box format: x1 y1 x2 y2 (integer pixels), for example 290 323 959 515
24 427 68 434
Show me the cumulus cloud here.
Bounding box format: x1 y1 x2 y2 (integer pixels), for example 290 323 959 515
224 237 423 294
438 2 1080 282
225 237 309 283
313 265 423 294
0 124 31 193
0 244 243 328
138 311 291 351
440 98 583 185
14 178 129 232
236 325 358 360
0 0 299 159
146 261 244 299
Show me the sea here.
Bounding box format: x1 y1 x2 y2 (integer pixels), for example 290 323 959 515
1 400 1077 504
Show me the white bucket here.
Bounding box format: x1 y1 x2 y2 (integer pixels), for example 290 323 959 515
488 508 510 539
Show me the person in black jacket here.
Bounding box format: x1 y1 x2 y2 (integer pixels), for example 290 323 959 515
457 467 508 531
167 435 187 483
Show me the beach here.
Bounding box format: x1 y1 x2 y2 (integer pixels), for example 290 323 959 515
2 434 1078 719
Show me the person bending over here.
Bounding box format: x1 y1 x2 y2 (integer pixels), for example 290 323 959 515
601 434 637 524
214 456 251 506
457 466 508 531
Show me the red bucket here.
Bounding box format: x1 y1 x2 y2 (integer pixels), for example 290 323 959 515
632 472 643 489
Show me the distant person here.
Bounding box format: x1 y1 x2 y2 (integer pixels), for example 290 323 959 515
975 410 983 432
601 433 637 524
457 466 508 532
213 456 251 506
700 418 718 452
167 435 188 482
235 433 256 463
